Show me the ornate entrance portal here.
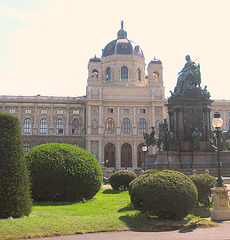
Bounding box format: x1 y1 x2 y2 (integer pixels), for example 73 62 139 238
104 143 116 167
121 143 132 168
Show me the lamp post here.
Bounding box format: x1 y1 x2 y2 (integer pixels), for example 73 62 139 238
142 144 148 171
211 112 230 221
212 112 224 187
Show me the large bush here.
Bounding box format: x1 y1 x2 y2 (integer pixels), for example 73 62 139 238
25 143 103 201
0 113 32 218
190 174 216 206
129 169 158 193
130 170 198 220
109 170 137 190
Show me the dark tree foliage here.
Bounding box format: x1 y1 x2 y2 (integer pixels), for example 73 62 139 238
25 143 103 201
0 112 32 218
130 170 198 220
109 170 137 190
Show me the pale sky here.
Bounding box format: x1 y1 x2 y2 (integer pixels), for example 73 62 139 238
0 0 230 99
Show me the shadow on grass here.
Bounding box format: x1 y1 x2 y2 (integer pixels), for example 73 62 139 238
33 201 80 207
119 214 191 232
189 205 211 218
102 189 126 194
117 205 135 213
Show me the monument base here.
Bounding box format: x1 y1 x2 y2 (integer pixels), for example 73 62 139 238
152 151 230 172
211 187 230 221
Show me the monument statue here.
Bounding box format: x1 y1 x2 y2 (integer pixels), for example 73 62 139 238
192 127 202 151
157 119 174 151
143 127 156 147
221 129 230 151
174 55 201 94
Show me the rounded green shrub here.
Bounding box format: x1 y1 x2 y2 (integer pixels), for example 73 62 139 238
25 143 103 201
190 174 216 206
0 113 32 218
109 170 137 190
140 169 158 177
129 169 158 193
130 170 198 220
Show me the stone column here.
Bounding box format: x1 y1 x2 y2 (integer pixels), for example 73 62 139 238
133 107 137 135
98 105 102 134
66 106 69 135
33 107 37 135
116 142 121 169
117 107 120 134
87 105 91 134
98 139 103 165
151 105 155 128
178 108 183 140
132 142 137 168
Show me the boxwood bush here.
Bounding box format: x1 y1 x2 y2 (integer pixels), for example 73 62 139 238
190 174 216 206
129 169 158 193
25 143 103 201
130 170 198 220
109 170 137 190
0 113 32 218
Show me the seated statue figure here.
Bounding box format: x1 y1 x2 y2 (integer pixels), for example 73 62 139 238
174 55 201 93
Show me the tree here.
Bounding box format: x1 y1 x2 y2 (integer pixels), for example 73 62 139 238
0 112 32 218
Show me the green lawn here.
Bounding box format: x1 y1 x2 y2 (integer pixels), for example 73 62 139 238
0 188 217 240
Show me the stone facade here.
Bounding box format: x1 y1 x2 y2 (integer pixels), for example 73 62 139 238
0 24 230 170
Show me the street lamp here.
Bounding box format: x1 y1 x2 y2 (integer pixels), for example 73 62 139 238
142 144 148 171
212 112 224 187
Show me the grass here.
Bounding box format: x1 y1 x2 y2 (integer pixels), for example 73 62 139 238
0 188 218 240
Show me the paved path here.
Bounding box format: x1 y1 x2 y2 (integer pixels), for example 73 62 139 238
31 221 230 240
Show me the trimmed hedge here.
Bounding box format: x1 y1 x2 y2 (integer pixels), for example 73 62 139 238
140 169 158 177
0 112 32 218
129 169 158 193
109 170 137 190
25 143 103 201
130 170 198 220
190 174 216 206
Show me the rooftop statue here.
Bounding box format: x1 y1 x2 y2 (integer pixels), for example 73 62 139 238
174 55 201 94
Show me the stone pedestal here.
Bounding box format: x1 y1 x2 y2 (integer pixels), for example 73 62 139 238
211 186 230 221
154 151 230 170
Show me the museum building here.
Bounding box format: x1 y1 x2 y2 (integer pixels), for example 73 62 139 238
0 24 230 170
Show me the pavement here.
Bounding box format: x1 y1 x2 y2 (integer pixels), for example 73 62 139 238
30 221 230 240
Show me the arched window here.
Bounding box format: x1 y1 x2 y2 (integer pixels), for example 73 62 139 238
40 118 47 134
106 67 111 80
56 119 64 134
153 71 159 82
23 143 30 153
137 68 141 81
72 119 80 135
23 118 31 134
106 118 114 133
121 66 128 79
138 118 146 133
123 118 130 134
92 69 98 78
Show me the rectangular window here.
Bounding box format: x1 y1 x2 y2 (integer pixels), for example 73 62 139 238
123 108 130 114
9 108 15 114
73 109 80 115
107 108 113 113
41 109 47 114
139 109 146 114
25 109 31 114
57 109 63 115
